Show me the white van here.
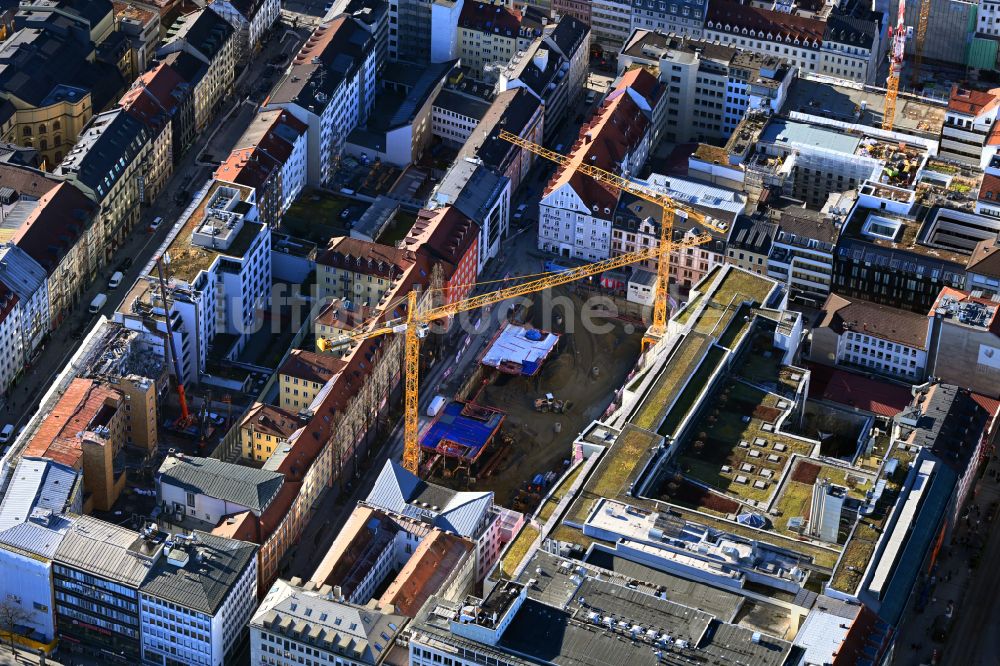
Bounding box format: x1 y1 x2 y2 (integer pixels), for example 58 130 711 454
427 395 447 417
89 293 108 314
0 424 14 443
108 271 124 289
150 216 163 230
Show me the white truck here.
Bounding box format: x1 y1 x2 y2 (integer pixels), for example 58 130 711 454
427 395 447 417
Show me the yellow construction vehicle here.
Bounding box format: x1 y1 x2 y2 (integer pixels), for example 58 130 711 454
323 233 711 474
497 130 731 348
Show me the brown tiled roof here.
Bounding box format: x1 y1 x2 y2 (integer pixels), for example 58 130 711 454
317 237 415 279
819 292 930 348
967 238 1000 278
403 207 479 273
314 300 371 329
24 378 120 468
240 403 301 439
278 349 346 385
377 529 473 615
545 91 649 216
978 174 1000 203
707 0 825 46
214 147 279 190
947 85 1000 117
0 163 60 199
131 62 186 115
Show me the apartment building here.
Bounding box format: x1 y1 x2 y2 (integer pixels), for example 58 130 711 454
313 299 370 350
54 108 150 261
539 91 651 261
0 27 127 167
498 15 589 142
266 16 379 185
157 9 236 133
618 31 793 144
240 403 303 461
455 1 537 77
766 199 843 301
726 214 776 276
812 293 931 380
0 458 81 646
938 86 1000 168
214 109 309 227
116 180 270 383
591 0 633 51
454 87 543 193
432 89 492 147
209 0 280 62
389 0 432 62
552 0 589 24
317 236 416 306
0 286 22 395
928 288 1000 397
403 206 480 305
630 0 706 39
276 349 346 413
127 62 195 165
11 182 99 327
704 0 824 76
364 460 523 580
118 84 173 206
820 4 881 85
612 174 741 289
0 244 49 370
966 237 1000 297
432 158 511 271
250 578 407 666
113 1 161 73
23 377 132 512
138 531 258 666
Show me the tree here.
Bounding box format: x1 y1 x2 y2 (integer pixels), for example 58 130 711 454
0 594 35 657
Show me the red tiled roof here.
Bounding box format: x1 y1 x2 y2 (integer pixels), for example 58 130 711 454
403 206 479 275
707 0 825 46
12 183 94 275
805 363 913 417
545 91 649 216
947 85 1000 117
215 147 280 190
378 529 473 615
131 62 186 115
24 378 120 468
119 86 170 132
314 300 371 329
459 0 522 34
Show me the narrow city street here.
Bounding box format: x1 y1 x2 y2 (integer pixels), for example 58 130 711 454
892 453 1000 666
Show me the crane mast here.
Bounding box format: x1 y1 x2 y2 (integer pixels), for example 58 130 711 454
883 0 907 131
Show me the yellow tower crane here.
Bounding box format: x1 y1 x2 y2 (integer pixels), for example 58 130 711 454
324 233 712 474
497 129 731 348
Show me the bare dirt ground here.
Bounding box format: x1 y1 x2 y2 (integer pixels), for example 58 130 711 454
460 287 643 506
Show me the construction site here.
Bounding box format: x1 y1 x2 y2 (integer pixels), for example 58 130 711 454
420 285 644 509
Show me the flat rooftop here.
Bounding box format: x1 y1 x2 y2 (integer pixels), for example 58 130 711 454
156 180 264 283
760 118 861 155
786 77 945 137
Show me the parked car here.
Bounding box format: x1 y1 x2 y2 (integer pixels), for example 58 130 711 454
89 293 108 314
108 271 124 289
0 424 14 443
150 216 163 231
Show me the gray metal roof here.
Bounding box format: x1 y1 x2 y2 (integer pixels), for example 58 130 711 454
140 531 257 615
157 454 284 514
0 457 79 533
365 460 493 538
251 579 407 664
0 244 47 301
54 514 157 586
